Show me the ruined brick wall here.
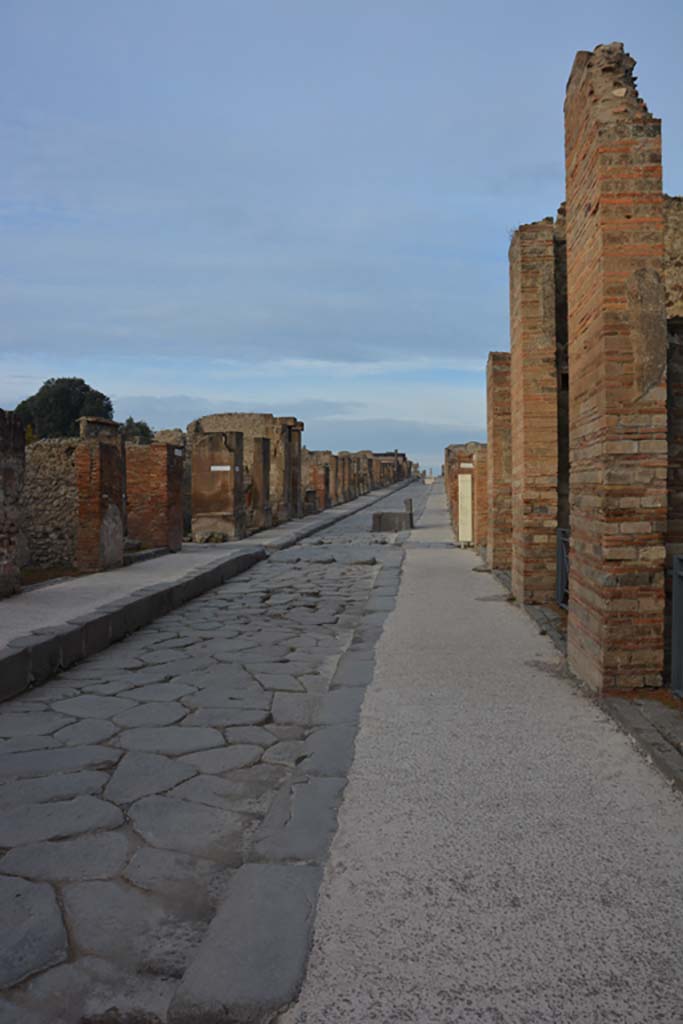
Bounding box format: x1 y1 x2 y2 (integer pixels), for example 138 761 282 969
473 447 488 553
486 353 512 569
665 196 683 320
191 430 246 541
74 441 125 571
126 443 184 552
0 411 25 597
565 42 667 691
444 443 482 542
21 440 79 569
509 218 559 604
302 450 331 513
155 429 190 535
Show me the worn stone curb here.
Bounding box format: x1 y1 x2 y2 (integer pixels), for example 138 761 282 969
601 697 683 794
0 480 416 705
166 487 427 1023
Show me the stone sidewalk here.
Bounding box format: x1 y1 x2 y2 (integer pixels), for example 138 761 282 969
0 481 429 1023
280 482 683 1024
1 481 413 701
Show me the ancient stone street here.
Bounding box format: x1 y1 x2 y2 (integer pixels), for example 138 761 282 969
0 482 427 1023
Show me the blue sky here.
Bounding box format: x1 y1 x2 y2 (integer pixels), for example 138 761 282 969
2 1 682 471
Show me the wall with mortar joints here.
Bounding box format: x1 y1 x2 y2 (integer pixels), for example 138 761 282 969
565 42 667 692
486 353 512 569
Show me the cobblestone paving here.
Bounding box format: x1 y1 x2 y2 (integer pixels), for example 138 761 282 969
0 482 428 1024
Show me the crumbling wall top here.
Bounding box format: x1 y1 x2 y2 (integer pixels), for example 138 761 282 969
565 42 653 124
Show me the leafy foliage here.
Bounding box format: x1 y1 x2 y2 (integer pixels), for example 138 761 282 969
122 416 154 443
14 378 114 439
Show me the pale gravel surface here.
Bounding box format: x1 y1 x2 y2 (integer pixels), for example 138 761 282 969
280 483 683 1024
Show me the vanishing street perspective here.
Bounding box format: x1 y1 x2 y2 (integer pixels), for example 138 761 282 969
2 11 683 1024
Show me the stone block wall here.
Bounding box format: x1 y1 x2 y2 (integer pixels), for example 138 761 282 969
22 440 79 569
486 353 512 569
0 410 25 598
565 42 668 691
302 449 331 513
244 436 272 533
155 429 191 535
126 443 184 552
509 217 559 605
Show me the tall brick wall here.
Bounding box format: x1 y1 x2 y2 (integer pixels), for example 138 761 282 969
509 217 559 604
74 441 125 572
473 446 488 553
126 443 184 552
565 42 668 691
486 353 512 569
664 196 683 320
0 411 25 598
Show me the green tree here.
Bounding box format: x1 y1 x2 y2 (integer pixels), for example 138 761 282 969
121 416 154 444
14 378 113 438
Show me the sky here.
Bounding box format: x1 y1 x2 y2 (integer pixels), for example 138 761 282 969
2 1 682 471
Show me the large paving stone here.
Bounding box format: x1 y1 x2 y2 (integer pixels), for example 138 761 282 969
105 751 196 804
0 745 122 780
0 712 74 738
62 880 203 974
301 725 357 777
112 701 187 727
123 847 224 910
253 776 345 863
224 725 277 747
51 695 138 720
125 681 197 702
168 863 322 1024
116 726 223 755
252 672 304 692
180 744 262 775
0 831 129 881
129 795 247 862
0 795 123 846
182 707 270 728
52 719 119 746
271 692 319 726
170 763 288 816
0 770 108 808
182 683 270 710
263 740 307 768
0 736 61 756
0 876 68 987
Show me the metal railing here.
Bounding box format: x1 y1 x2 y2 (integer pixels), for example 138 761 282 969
556 528 569 610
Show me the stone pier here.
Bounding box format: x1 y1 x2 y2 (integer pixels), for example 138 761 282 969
191 431 246 542
0 410 25 598
126 443 184 552
486 353 512 570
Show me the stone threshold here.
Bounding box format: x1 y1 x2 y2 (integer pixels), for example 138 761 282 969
0 480 414 703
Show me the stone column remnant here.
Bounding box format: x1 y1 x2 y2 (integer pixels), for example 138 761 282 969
191 431 246 542
564 42 668 691
126 443 184 552
0 410 25 598
486 352 512 570
473 446 488 554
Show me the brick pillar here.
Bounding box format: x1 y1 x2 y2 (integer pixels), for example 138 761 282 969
565 43 667 691
249 437 272 531
191 432 246 541
473 446 488 552
328 455 339 505
510 218 559 604
486 353 512 569
74 441 125 571
126 443 184 552
0 410 25 598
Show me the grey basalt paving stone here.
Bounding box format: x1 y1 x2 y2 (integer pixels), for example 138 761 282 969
224 725 277 747
180 744 262 775
182 707 270 728
51 694 138 720
170 764 288 816
0 876 68 988
0 736 61 756
0 997 47 1024
0 795 123 847
183 683 271 711
271 692 319 727
0 770 108 808
0 831 129 881
116 726 223 755
301 725 358 778
262 740 307 768
104 751 197 804
112 700 187 728
129 795 248 862
62 880 204 973
252 776 346 863
0 744 122 780
125 681 197 702
168 863 322 1024
252 672 304 692
52 718 120 746
124 847 224 910
0 711 75 738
